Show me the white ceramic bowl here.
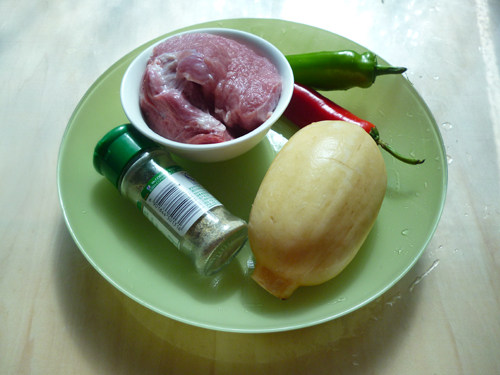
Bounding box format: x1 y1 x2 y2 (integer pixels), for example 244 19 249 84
120 28 294 162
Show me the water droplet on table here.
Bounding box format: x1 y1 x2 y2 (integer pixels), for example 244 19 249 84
441 122 453 131
483 205 490 219
385 292 402 306
409 259 440 292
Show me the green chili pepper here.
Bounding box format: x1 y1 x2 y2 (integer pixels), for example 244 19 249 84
285 50 407 91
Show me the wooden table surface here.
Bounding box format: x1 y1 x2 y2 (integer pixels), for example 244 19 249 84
2 0 499 374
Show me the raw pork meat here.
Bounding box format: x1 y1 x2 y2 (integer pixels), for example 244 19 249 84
140 32 282 144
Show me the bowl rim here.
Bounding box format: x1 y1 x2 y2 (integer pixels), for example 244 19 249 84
120 27 294 154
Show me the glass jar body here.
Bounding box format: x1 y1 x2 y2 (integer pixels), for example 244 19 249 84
120 149 247 275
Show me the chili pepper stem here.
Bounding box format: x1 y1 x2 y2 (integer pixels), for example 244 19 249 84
369 127 424 164
375 65 407 76
377 140 425 165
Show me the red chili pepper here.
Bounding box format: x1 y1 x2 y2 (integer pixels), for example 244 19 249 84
284 83 424 165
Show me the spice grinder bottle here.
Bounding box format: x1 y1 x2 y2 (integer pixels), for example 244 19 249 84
93 124 248 276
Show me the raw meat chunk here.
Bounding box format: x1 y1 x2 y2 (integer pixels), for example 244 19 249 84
140 32 282 144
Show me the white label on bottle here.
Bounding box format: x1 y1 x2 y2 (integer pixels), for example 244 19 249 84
140 169 221 236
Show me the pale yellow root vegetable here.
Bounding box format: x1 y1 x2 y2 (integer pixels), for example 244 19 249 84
248 120 387 299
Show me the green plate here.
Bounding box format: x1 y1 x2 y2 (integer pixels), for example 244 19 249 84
57 19 447 333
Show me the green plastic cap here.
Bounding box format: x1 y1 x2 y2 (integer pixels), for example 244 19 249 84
93 124 156 188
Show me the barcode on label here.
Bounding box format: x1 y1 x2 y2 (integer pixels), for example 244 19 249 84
151 180 203 234
143 171 220 236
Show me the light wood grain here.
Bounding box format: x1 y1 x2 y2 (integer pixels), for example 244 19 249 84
1 0 499 374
